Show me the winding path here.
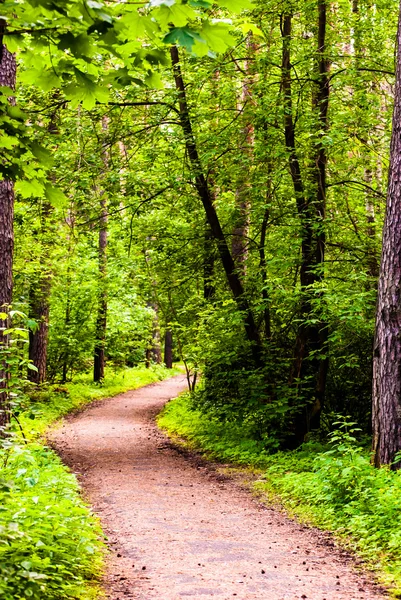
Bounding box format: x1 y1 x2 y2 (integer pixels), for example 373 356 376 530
51 375 387 600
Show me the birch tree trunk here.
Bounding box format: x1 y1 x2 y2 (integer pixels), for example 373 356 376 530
232 34 256 272
372 1 401 469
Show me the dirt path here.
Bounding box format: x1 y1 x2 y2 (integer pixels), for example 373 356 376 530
51 375 387 600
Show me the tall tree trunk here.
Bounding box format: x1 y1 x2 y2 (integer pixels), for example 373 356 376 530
372 1 401 469
93 118 109 382
281 8 329 444
164 328 173 369
28 200 52 385
170 45 261 359
351 0 379 284
0 29 16 431
28 100 63 383
232 33 256 272
28 268 51 384
150 304 162 365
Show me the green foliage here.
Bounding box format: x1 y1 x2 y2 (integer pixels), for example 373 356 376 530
159 396 401 594
0 444 103 600
0 364 179 599
158 392 275 466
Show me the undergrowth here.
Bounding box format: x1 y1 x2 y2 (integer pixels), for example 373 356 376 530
158 393 401 597
1 364 179 600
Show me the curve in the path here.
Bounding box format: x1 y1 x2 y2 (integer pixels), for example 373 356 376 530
51 375 386 600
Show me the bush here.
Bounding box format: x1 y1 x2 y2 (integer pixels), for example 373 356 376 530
0 444 103 600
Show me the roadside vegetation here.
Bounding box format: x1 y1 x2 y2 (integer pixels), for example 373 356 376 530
1 364 177 600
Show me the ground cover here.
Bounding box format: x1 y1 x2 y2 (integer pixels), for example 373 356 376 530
1 364 179 600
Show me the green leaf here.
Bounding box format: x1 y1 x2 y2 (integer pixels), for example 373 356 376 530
15 179 45 199
216 0 253 11
164 27 203 52
199 21 234 53
30 142 54 168
144 71 163 89
44 183 68 208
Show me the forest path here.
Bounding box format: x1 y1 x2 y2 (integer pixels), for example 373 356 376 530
51 375 386 600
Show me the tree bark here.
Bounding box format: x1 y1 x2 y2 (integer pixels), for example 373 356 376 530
372 1 401 469
150 305 162 365
170 45 261 359
28 270 51 384
164 328 173 369
0 29 16 431
232 33 256 273
94 118 109 382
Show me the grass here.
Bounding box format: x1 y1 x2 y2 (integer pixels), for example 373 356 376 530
158 393 401 597
1 363 180 600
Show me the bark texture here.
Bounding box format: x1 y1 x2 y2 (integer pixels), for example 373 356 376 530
372 2 401 469
232 34 256 272
28 272 51 384
164 328 173 369
94 118 109 382
0 36 16 430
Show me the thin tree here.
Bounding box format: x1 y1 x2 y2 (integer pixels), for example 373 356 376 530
0 23 16 430
372 1 401 469
281 3 330 444
170 45 261 360
93 117 109 382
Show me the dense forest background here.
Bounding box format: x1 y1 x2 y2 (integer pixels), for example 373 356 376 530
4 1 401 597
3 0 397 448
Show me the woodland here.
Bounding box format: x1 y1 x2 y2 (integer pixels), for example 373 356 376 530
2 0 401 597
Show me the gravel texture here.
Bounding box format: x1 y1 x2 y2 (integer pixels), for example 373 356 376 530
51 374 387 600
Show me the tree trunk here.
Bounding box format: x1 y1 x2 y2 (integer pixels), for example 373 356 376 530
28 201 52 385
170 45 261 359
93 200 107 381
372 1 401 469
28 272 51 384
151 305 162 365
281 8 329 444
0 31 16 431
94 118 109 382
164 328 173 369
232 33 256 273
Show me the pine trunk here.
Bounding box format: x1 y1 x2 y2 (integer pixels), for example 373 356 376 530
94 118 109 382
93 204 107 382
0 37 16 431
164 328 173 369
372 1 401 469
28 275 51 384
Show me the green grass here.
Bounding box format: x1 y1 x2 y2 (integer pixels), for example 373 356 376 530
158 393 401 597
1 364 180 600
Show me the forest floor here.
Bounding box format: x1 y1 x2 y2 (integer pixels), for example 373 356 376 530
50 375 388 600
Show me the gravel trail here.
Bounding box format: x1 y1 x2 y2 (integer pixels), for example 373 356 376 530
51 375 387 600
